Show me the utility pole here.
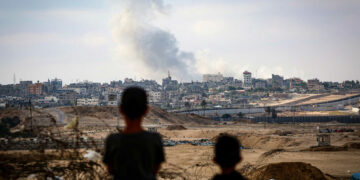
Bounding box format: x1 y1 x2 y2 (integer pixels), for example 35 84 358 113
29 98 33 132
291 106 296 127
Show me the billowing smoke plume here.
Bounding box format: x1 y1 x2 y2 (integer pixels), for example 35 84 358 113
112 0 198 81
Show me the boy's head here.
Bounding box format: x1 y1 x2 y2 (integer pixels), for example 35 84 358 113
214 134 242 169
120 86 148 120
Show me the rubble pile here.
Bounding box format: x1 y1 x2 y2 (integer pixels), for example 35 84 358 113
163 139 215 147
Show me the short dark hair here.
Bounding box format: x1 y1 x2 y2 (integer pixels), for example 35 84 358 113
120 86 148 120
214 134 241 168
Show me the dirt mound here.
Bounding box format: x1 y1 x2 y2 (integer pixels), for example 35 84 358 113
166 125 187 130
237 133 297 150
304 145 347 151
343 142 360 149
248 162 327 180
256 149 286 164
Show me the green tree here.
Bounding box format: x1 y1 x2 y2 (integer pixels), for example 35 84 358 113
237 112 244 118
228 86 236 91
201 100 207 108
184 102 191 110
222 114 231 119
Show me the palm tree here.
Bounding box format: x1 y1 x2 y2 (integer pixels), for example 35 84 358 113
237 112 244 118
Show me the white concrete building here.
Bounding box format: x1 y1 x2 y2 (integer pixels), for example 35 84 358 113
77 98 99 106
202 73 224 82
63 87 86 94
149 91 162 103
44 96 58 103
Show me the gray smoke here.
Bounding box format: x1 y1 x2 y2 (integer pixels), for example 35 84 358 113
113 0 198 81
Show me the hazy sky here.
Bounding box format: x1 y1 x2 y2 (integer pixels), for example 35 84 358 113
0 0 359 85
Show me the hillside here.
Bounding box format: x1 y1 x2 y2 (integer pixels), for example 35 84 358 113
58 106 214 126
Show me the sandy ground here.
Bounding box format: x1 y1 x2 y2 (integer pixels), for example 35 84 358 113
156 124 360 179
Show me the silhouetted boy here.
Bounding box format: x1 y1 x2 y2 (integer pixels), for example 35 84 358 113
103 87 165 180
213 134 247 180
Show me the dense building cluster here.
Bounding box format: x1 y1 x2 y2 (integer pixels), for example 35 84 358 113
0 71 359 110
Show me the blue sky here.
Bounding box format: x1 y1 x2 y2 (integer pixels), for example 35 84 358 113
0 0 359 84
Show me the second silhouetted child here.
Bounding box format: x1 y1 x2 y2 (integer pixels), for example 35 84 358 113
212 134 247 180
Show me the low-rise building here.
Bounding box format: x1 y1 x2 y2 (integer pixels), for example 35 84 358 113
149 91 162 103
307 79 324 91
57 89 77 105
203 73 224 83
254 79 267 89
272 74 284 89
77 98 99 106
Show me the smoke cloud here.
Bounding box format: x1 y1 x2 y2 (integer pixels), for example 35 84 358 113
112 0 199 81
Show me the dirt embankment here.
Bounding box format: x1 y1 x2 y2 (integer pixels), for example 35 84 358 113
247 162 328 180
59 106 215 126
237 133 304 150
59 106 119 119
0 108 53 129
0 108 26 121
147 106 214 125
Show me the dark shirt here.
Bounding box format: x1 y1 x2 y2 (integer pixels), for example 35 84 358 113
213 171 247 180
103 131 165 180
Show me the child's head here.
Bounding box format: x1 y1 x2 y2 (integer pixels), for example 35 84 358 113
120 86 148 120
214 134 242 169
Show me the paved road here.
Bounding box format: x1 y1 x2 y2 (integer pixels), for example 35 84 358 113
173 94 360 116
48 108 66 125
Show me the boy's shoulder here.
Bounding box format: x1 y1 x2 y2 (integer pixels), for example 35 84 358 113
106 131 162 141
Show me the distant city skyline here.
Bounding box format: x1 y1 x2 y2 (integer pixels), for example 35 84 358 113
1 0 360 84
4 71 359 86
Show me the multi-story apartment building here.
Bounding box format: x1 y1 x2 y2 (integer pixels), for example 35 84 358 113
243 71 252 89
28 82 42 95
